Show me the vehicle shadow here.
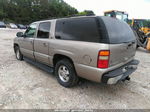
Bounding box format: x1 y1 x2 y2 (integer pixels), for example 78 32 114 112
24 59 132 98
77 78 129 91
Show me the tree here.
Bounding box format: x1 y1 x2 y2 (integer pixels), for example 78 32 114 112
0 0 78 24
77 10 95 16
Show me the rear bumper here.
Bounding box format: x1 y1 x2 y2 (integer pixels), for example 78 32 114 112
101 59 139 84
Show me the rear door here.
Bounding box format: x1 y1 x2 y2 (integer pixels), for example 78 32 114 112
34 22 51 65
100 17 136 67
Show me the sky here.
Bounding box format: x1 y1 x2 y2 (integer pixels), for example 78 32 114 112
64 0 150 19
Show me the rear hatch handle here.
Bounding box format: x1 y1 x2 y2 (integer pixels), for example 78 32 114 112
123 41 135 47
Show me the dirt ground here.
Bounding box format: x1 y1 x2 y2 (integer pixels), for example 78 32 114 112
0 28 150 109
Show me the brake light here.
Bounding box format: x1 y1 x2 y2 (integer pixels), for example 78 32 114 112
97 50 110 69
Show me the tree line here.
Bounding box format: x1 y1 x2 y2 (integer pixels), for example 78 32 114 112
0 0 79 24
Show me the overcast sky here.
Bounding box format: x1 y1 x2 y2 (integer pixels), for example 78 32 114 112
64 0 150 19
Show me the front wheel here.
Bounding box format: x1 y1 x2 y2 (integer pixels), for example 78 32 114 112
55 59 79 88
15 46 23 61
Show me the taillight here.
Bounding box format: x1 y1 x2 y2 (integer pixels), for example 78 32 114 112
97 50 110 69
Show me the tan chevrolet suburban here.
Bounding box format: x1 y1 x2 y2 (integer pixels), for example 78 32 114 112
14 16 139 87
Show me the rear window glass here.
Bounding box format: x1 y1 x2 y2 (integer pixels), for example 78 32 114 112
55 17 101 43
100 17 135 44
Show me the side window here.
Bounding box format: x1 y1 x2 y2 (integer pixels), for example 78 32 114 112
24 23 37 38
37 22 51 39
55 17 100 43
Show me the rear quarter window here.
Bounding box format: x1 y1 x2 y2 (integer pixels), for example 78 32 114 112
100 16 136 44
55 17 101 43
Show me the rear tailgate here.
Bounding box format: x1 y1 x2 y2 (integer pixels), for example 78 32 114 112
109 43 136 66
99 16 136 67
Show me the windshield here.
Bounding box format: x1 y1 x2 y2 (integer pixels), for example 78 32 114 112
10 23 17 27
115 12 128 22
116 13 122 20
19 24 24 27
123 14 128 22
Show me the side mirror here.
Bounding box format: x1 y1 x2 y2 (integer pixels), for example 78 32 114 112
16 32 24 37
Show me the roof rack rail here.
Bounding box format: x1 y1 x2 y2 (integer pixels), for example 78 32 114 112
38 14 96 22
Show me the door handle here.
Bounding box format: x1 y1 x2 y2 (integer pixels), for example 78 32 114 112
128 43 132 47
43 43 48 47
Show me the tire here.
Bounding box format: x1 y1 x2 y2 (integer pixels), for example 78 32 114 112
55 59 79 87
136 45 139 48
15 46 23 61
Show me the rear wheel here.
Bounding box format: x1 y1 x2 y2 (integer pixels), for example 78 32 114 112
55 59 78 87
15 46 23 61
136 45 139 48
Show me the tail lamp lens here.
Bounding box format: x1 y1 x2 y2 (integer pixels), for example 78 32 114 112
97 50 110 68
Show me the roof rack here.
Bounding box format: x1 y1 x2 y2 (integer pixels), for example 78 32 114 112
35 14 96 22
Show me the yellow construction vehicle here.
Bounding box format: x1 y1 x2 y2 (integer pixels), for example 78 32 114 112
141 27 150 34
104 10 128 22
104 10 150 50
131 19 150 35
104 10 150 34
